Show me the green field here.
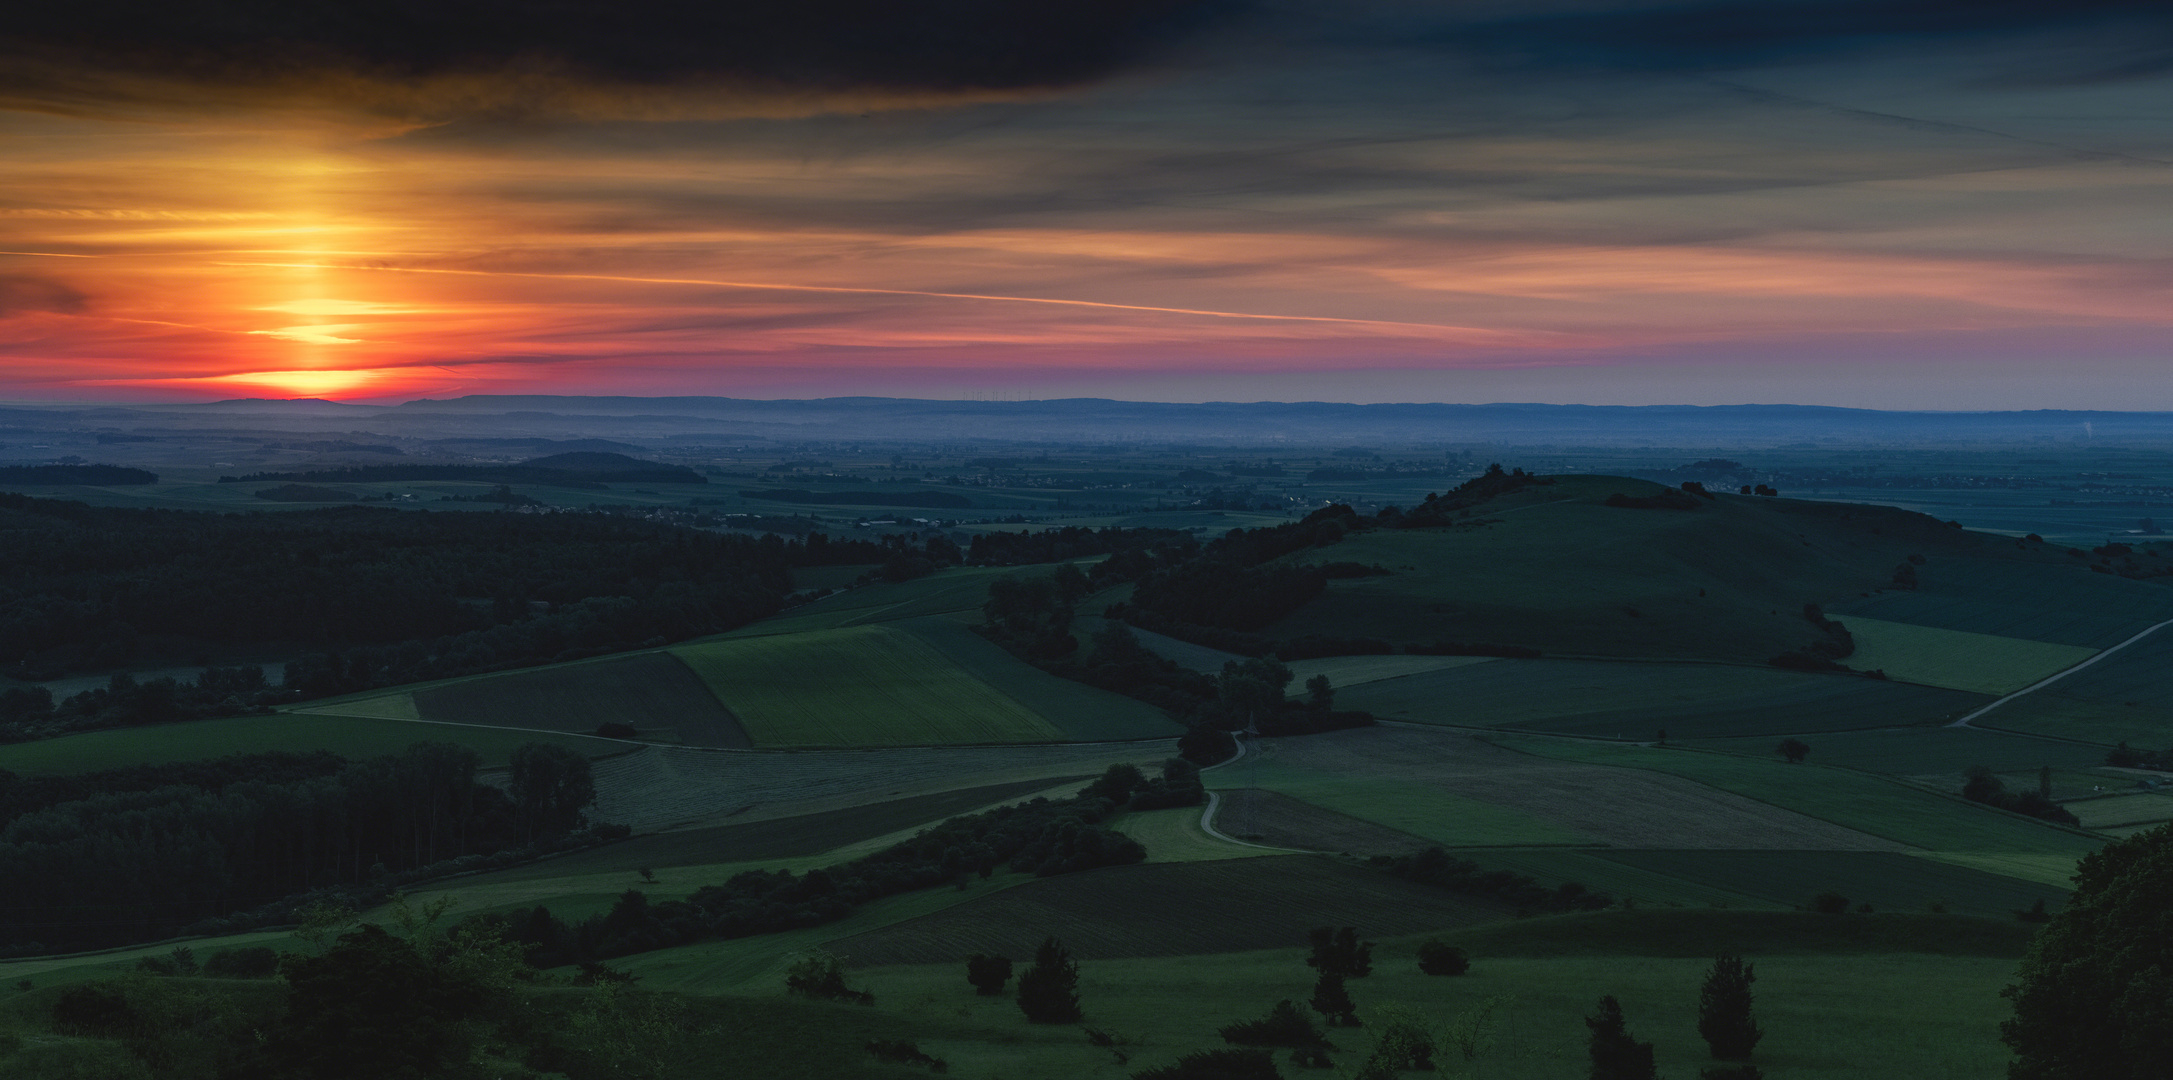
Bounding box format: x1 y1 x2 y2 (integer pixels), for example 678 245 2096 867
1447 847 1776 910
1257 478 2048 665
1828 557 2173 647
673 625 1064 747
1490 735 2103 858
1591 849 2069 918
1285 652 1497 688
1341 657 1988 738
902 617 1182 740
1112 806 1273 862
0 713 612 776
1205 754 1587 847
834 924 2024 1080
410 651 751 747
723 565 1026 637
1834 615 2097 694
1683 725 2108 777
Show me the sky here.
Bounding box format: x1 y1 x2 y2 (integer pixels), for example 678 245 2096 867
1 0 2170 408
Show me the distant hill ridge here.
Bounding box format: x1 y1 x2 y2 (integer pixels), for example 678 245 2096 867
219 451 703 488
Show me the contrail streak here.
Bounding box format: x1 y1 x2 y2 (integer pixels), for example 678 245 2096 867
212 260 1540 341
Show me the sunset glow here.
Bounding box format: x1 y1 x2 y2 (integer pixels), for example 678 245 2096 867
3 4 2171 407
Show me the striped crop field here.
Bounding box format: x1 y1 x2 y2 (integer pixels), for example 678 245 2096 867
1833 615 2096 695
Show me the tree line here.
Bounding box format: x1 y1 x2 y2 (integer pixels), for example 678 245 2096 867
0 741 603 953
475 762 1198 969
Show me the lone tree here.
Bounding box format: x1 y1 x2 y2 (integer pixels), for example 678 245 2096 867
1306 926 1374 979
1697 953 1763 1061
1586 995 1657 1080
2002 822 2173 1079
966 954 1013 997
1309 971 1360 1028
1776 738 1810 764
1017 936 1082 1023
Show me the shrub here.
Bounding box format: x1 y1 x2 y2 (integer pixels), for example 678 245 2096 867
1131 1048 1282 1080
1810 891 1849 914
966 954 1013 996
1585 995 1657 1080
1219 999 1331 1052
867 1038 949 1072
1309 973 1359 1028
1305 927 1372 978
1416 940 1469 976
203 946 280 978
784 952 873 1005
1018 937 1082 1023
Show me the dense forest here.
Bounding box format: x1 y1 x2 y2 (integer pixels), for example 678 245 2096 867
0 494 947 709
0 742 611 953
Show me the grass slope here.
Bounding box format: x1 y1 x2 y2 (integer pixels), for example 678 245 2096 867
902 616 1181 740
1685 725 2108 777
1591 849 2068 918
411 651 750 747
848 927 2022 1080
1834 615 2096 694
1828 557 2173 647
0 713 611 776
674 625 1063 748
1205 762 1587 847
1491 735 2101 858
1263 477 2051 664
1341 658 1988 738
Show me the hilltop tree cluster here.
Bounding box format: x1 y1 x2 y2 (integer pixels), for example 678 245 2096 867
1961 766 2080 826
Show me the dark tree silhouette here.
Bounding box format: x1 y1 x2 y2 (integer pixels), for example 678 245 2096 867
1305 926 1373 978
1018 936 1082 1023
1776 738 1810 764
2003 822 2173 1079
1698 953 1763 1060
967 954 1013 996
1586 995 1657 1080
509 743 595 840
1309 972 1359 1028
1416 940 1469 976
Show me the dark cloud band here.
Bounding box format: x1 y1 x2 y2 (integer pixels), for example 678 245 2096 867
3 0 1235 93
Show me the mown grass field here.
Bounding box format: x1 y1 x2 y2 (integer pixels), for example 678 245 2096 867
0 713 611 776
410 651 751 747
1834 615 2097 694
1490 735 2103 858
902 616 1182 740
1975 693 2173 747
1591 850 2069 918
1340 658 1988 738
673 625 1064 747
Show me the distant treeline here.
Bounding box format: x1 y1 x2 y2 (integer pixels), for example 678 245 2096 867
220 452 703 487
740 487 973 508
483 762 1196 967
1374 846 1614 914
968 525 1197 567
0 464 157 485
1 666 278 744
0 742 609 953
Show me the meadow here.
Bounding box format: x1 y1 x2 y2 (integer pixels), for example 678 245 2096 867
1832 615 2096 694
1340 658 1988 738
1682 724 2108 777
411 651 751 746
673 625 1064 747
0 712 610 776
1827 557 2173 648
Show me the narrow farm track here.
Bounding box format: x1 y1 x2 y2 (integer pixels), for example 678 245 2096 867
589 740 1177 830
1949 615 2173 728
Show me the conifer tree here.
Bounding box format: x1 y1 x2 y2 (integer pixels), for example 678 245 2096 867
1697 953 1763 1060
1016 936 1082 1023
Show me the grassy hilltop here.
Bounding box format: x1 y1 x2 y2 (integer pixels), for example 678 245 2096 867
8 472 2173 1078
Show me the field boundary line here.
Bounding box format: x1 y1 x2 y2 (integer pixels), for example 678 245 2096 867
1949 616 2173 729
